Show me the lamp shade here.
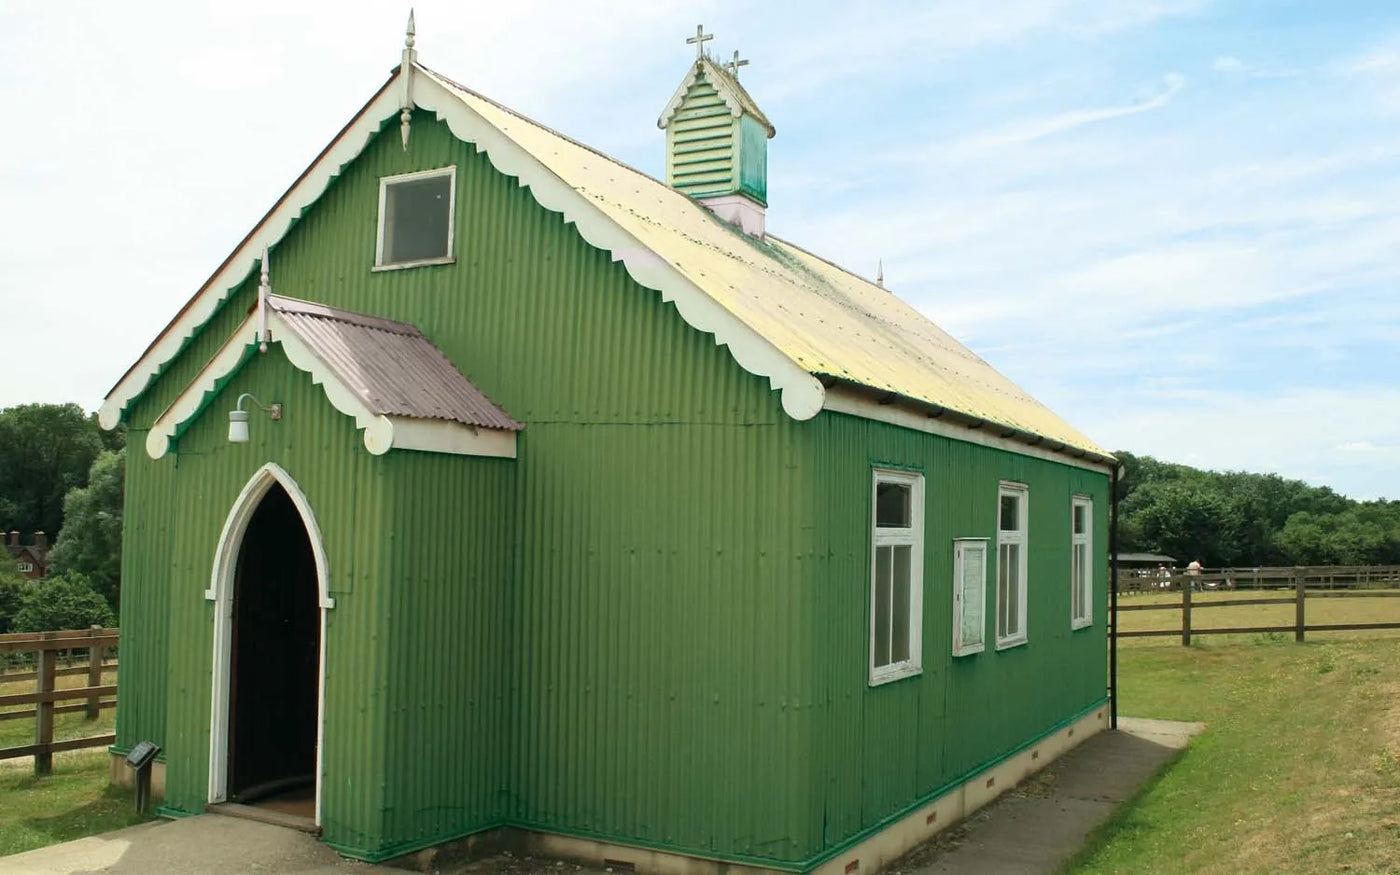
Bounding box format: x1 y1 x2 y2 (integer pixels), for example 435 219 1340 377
228 410 250 443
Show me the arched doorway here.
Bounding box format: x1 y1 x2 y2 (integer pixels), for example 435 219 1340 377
208 463 331 827
226 482 319 807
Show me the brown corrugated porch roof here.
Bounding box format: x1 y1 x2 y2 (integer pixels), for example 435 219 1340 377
267 295 522 432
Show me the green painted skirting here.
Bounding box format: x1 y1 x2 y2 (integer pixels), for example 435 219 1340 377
324 696 1108 871
155 804 200 820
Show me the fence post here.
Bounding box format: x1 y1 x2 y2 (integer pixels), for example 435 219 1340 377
86 625 102 720
1181 577 1192 647
35 633 57 776
1295 569 1306 643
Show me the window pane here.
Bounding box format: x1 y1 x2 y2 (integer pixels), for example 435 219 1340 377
998 543 1011 637
1073 503 1087 535
1072 544 1083 617
959 543 985 649
1000 494 1019 532
874 546 893 667
891 545 912 663
384 174 452 263
1005 543 1021 636
876 482 911 528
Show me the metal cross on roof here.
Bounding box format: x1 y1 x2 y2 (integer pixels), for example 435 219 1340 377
686 24 713 60
726 50 749 79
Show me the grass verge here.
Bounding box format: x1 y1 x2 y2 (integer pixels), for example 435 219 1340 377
1066 637 1400 874
0 750 154 857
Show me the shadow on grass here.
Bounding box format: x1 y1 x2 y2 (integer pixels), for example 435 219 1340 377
17 784 155 848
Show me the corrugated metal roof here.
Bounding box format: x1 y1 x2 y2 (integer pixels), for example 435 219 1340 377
267 295 522 431
423 67 1107 458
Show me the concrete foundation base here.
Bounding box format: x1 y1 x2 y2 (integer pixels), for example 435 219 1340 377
391 704 1109 874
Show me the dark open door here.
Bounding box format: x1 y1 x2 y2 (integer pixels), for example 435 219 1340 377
227 483 320 804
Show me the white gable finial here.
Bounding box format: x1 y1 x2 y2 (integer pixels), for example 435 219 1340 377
401 10 417 150
876 259 884 289
258 247 271 352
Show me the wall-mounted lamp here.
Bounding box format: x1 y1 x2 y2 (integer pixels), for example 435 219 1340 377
228 393 282 443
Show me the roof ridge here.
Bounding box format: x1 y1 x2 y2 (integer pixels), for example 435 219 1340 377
417 63 674 193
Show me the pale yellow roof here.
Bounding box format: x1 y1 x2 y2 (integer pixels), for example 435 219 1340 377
424 68 1107 459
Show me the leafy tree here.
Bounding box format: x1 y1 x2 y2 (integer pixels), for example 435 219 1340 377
48 449 125 610
0 564 30 634
0 403 104 540
11 573 116 632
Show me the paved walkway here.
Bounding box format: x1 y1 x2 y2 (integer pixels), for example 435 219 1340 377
0 718 1200 875
892 717 1204 875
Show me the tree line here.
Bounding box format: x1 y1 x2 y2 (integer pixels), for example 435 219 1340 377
1116 451 1400 568
0 403 124 633
3 404 1398 632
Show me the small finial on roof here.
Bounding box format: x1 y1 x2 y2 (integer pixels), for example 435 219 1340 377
876 259 884 289
726 50 749 79
687 24 713 61
401 9 417 150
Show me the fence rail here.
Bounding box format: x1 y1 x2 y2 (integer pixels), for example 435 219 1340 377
0 626 118 774
1115 565 1400 645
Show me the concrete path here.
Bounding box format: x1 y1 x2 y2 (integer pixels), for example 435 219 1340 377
0 815 375 875
0 717 1200 875
890 717 1204 875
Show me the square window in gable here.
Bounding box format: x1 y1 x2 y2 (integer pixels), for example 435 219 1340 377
376 167 456 269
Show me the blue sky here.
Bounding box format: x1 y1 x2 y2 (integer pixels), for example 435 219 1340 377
1 1 1397 498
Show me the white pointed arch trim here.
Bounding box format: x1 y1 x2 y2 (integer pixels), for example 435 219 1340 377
206 461 331 825
205 462 333 609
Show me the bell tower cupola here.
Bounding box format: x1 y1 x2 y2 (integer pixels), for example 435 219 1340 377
658 26 776 237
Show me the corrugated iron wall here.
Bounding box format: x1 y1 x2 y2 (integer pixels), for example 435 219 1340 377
115 110 1107 867
804 413 1109 852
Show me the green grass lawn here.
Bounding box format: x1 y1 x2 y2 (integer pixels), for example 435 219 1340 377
0 665 149 858
0 750 154 857
1067 637 1400 874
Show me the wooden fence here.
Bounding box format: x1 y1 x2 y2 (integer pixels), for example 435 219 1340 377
1115 565 1400 645
0 626 119 774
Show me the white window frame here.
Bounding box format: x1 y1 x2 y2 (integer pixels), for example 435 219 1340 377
1071 495 1093 629
869 468 924 686
995 481 1029 649
17 561 34 573
952 538 988 657
373 166 457 271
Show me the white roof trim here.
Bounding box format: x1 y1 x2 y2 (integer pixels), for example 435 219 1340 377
823 386 1114 475
412 69 822 420
100 76 404 431
655 57 774 137
144 306 517 460
102 64 820 428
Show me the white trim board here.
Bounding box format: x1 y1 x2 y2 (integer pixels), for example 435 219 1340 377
207 462 332 826
144 306 517 460
822 387 1115 475
99 63 825 429
99 76 403 431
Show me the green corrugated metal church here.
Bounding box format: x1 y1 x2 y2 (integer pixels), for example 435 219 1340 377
100 19 1115 874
